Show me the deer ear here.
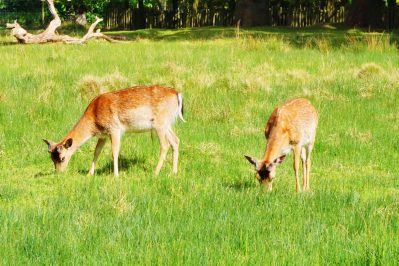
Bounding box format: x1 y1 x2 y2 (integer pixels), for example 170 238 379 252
64 138 73 149
56 145 63 153
244 155 259 169
273 155 286 165
43 139 54 152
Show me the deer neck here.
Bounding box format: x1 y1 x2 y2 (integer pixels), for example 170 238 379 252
62 116 94 153
263 132 289 165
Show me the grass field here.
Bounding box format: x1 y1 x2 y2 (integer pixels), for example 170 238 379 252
1 27 399 264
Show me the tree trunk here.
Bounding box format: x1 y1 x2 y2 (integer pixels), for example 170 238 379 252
135 0 146 29
172 0 179 28
347 0 385 29
388 0 396 30
234 0 268 27
6 0 115 44
265 0 271 26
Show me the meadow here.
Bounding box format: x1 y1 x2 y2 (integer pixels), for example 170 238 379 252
0 27 399 264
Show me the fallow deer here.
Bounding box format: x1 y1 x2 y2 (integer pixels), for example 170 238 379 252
245 98 318 192
43 85 185 177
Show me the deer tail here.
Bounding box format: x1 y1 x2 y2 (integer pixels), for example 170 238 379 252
177 93 186 123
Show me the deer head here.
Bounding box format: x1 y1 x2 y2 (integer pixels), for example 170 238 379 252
43 138 74 172
244 155 286 191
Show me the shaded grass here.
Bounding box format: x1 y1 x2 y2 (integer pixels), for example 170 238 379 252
2 25 399 50
102 26 399 50
0 28 399 264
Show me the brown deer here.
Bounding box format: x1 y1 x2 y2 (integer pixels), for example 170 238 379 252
43 85 185 177
245 98 318 192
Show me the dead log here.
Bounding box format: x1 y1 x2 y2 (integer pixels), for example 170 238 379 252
5 0 115 44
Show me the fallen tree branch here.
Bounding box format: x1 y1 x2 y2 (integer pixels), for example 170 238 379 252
6 0 115 44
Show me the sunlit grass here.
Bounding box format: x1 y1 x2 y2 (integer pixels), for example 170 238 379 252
0 28 398 264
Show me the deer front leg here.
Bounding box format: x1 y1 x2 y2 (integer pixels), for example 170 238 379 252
266 180 273 192
88 138 107 176
293 146 301 192
110 131 121 177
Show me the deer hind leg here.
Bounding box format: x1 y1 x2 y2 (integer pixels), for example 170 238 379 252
166 128 180 174
110 131 121 177
155 128 170 175
301 147 307 191
88 138 107 176
293 145 301 192
305 143 314 190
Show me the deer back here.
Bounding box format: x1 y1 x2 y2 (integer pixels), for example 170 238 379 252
263 98 318 163
85 85 181 135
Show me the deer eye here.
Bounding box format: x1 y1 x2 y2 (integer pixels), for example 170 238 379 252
61 157 65 162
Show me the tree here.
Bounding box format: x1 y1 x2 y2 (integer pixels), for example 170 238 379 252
234 0 269 26
55 0 111 20
387 0 397 30
347 0 385 28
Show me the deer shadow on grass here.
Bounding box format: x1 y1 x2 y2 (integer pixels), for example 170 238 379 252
34 170 55 178
224 178 254 191
77 155 148 176
0 41 20 46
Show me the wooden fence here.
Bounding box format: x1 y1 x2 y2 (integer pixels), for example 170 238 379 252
0 5 346 31
104 5 346 30
271 6 346 27
104 7 234 30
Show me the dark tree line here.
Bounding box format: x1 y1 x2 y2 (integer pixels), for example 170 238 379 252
347 0 397 29
1 0 398 30
235 0 347 26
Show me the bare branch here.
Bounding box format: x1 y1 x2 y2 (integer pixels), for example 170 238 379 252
40 0 62 37
5 2 117 44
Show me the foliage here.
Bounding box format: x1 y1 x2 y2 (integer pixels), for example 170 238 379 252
129 0 159 8
53 0 157 20
55 0 111 21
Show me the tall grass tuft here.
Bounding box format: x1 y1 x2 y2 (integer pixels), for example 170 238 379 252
304 37 331 53
77 71 129 99
364 33 392 52
344 33 396 52
356 63 385 79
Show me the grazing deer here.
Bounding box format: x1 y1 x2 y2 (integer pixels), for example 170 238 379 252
43 85 185 177
245 98 318 192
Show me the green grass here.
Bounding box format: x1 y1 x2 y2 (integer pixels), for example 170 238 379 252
105 26 399 49
0 27 399 264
